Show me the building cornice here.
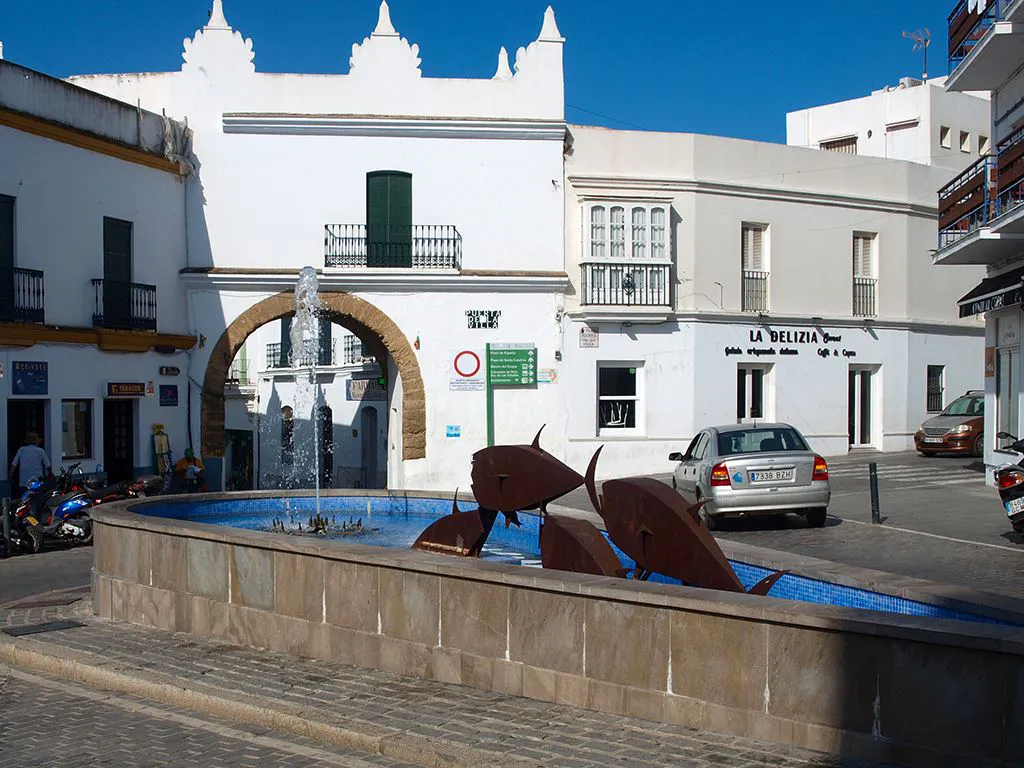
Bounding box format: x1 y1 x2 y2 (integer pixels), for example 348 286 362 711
222 113 567 141
179 267 569 293
568 175 937 218
0 323 196 352
0 107 186 176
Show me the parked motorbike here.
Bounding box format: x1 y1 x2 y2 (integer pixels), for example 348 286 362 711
994 432 1024 534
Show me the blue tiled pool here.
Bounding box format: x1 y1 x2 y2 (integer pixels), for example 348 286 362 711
139 495 1017 627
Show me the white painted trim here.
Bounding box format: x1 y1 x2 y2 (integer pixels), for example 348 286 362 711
222 114 567 141
180 270 569 293
569 175 937 218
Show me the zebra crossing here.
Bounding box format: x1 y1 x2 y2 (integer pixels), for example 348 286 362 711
826 460 984 488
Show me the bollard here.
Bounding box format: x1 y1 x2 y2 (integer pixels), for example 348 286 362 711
869 462 882 524
2 496 10 557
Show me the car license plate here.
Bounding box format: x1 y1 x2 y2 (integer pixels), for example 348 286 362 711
750 469 794 482
923 437 943 444
1006 497 1024 517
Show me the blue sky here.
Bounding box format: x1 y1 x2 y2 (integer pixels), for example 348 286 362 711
0 1 949 143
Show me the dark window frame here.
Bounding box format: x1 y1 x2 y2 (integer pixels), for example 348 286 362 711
61 399 93 460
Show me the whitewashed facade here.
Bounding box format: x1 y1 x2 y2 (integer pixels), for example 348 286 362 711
0 60 193 496
933 0 1024 482
787 76 992 172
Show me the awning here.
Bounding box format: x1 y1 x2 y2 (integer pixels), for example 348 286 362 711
958 266 1024 317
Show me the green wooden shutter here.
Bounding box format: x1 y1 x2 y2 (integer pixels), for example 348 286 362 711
319 316 332 366
103 217 133 328
366 171 412 268
0 196 13 322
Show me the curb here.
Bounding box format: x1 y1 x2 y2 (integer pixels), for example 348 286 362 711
0 633 538 768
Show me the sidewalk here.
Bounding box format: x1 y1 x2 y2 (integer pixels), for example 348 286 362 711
0 586 890 768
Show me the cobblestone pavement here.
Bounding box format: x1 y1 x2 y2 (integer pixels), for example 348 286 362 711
0 667 417 767
0 595 891 768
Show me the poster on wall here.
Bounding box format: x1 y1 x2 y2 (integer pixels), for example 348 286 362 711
12 361 48 395
159 385 179 407
579 327 599 348
985 346 996 378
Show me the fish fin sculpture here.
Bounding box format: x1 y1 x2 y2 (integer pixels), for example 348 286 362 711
532 425 546 450
688 499 707 526
747 570 788 596
539 515 622 577
585 446 604 516
412 491 497 558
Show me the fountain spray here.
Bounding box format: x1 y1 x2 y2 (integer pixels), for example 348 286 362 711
291 266 324 515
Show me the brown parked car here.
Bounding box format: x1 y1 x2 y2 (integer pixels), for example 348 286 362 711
913 390 984 457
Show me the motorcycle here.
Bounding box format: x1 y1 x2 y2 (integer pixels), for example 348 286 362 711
994 431 1024 534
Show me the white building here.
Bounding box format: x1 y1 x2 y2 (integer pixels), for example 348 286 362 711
787 76 991 171
931 0 1024 482
0 60 194 496
0 0 982 492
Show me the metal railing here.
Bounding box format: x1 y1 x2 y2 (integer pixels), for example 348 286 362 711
948 0 1006 71
938 155 995 248
853 277 877 318
266 339 337 370
91 278 157 331
0 267 45 323
996 125 1024 220
741 270 769 312
580 262 672 306
343 335 376 365
226 358 250 385
324 224 462 269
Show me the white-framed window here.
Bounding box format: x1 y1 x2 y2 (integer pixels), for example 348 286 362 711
586 203 669 262
61 399 92 460
853 233 876 279
960 131 971 153
820 136 858 154
940 126 952 149
737 365 772 421
597 362 643 435
979 135 991 155
741 223 769 312
926 365 945 413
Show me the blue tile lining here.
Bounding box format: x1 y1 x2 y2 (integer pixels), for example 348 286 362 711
137 497 1017 627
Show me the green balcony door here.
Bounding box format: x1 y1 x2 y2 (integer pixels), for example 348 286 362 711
366 171 412 268
103 217 132 328
0 196 14 322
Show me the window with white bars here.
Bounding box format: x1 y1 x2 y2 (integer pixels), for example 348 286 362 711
853 233 876 278
820 136 858 154
586 204 669 262
741 223 766 272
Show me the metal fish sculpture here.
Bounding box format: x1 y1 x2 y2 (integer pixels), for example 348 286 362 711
585 447 786 595
539 514 626 577
412 493 497 558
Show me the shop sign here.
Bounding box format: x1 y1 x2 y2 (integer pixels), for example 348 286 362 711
159 385 179 407
346 378 387 401
961 288 1023 319
724 327 857 359
159 366 181 377
986 346 996 378
106 382 146 397
12 361 47 396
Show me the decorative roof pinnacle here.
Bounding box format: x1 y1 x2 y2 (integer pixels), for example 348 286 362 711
373 0 399 37
493 46 513 80
538 5 563 42
206 0 231 30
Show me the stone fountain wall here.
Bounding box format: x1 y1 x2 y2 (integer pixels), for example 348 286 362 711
91 494 1024 768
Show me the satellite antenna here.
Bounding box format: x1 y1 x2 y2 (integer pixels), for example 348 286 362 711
902 28 931 80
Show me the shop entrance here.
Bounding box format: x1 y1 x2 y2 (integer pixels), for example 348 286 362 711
7 398 47 478
847 367 876 447
103 399 135 483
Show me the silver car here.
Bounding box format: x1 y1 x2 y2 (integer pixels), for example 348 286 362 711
669 423 830 529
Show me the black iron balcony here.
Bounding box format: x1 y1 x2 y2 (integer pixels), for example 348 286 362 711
343 335 376 365
0 267 45 323
324 224 462 269
948 0 1005 71
938 155 996 248
580 262 671 306
266 339 336 370
853 277 877 318
91 279 156 331
226 358 250 386
741 270 769 312
997 125 1024 220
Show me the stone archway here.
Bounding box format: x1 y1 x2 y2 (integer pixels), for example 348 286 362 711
201 291 425 462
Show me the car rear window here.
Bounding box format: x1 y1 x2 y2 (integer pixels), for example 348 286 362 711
717 427 808 456
941 395 983 417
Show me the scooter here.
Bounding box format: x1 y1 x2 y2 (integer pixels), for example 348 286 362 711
994 431 1024 534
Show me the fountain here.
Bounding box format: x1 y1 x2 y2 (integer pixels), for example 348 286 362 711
289 266 324 514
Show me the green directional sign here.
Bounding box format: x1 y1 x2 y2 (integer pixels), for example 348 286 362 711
488 344 537 386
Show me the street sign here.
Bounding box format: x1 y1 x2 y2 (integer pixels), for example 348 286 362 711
487 344 537 386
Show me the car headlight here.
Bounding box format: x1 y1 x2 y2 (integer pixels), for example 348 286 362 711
947 424 973 434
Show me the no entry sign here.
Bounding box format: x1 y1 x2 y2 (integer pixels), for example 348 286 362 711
450 349 485 392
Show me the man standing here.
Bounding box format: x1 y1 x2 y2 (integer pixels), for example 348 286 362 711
9 432 52 498
174 447 207 493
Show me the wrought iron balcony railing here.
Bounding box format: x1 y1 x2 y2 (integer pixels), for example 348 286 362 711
91 278 156 331
997 125 1024 221
226 358 250 386
343 335 376 365
580 261 672 307
741 270 769 312
948 0 1006 71
0 267 45 323
853 277 877 318
324 224 462 269
266 339 337 370
938 155 995 248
